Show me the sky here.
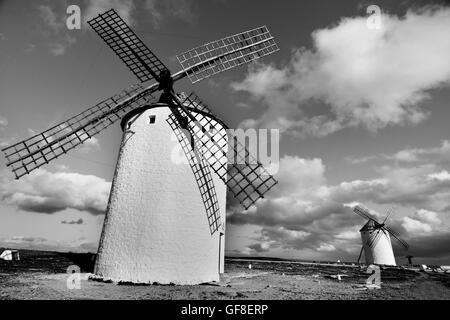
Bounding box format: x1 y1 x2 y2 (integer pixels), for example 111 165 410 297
0 0 450 265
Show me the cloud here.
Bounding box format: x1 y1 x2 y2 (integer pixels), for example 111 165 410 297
0 115 14 148
413 209 442 225
227 156 361 254
39 4 61 32
228 152 450 263
77 137 101 154
343 140 450 167
317 243 336 252
345 155 377 165
332 165 450 211
84 0 196 28
393 140 450 164
401 217 432 233
428 170 450 182
38 3 77 56
84 0 136 25
0 169 111 215
48 35 76 56
0 115 7 128
396 208 443 236
6 236 47 244
248 242 272 253
144 0 196 28
0 236 98 253
25 44 36 53
232 7 450 137
61 218 84 225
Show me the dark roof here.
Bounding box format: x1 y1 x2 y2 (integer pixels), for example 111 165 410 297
360 219 379 232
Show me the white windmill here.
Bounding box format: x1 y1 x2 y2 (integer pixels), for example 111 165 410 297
353 205 409 266
2 9 279 285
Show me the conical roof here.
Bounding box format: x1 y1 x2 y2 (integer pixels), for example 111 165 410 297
360 219 378 232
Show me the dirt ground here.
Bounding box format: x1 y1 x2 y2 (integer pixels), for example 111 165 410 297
1 250 449 300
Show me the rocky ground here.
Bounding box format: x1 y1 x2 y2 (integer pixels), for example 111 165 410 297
1 250 449 300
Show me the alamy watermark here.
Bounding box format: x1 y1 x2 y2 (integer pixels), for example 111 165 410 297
365 264 381 288
170 126 280 175
66 264 88 290
66 5 81 30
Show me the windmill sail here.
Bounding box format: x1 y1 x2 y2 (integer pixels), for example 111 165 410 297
88 9 169 83
384 224 409 249
176 26 279 84
4 8 280 210
177 92 278 209
2 84 155 179
366 228 384 248
167 114 222 235
355 204 409 251
354 205 381 224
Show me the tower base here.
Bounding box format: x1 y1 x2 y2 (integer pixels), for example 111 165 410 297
94 104 226 285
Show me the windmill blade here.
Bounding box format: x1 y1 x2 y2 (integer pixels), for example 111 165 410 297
88 9 169 83
176 92 229 180
175 92 278 210
167 114 222 235
366 229 383 249
2 84 156 179
176 26 279 84
383 206 395 224
353 205 381 224
383 225 409 250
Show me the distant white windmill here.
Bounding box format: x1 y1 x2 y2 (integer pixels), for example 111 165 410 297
2 9 279 284
353 205 409 266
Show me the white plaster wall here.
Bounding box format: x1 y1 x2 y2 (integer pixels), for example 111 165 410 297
361 230 396 266
94 105 227 284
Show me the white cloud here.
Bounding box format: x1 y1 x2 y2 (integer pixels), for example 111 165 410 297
39 4 60 32
394 149 419 162
84 0 196 29
25 44 36 53
144 0 196 28
77 137 101 154
0 115 7 128
402 217 432 233
345 155 377 165
0 169 111 215
394 140 450 164
399 209 442 235
232 7 450 137
343 140 450 167
270 156 327 200
85 0 136 25
228 151 450 261
0 115 13 148
6 236 47 244
335 230 360 240
428 170 450 182
49 35 77 56
0 235 98 253
317 243 336 252
413 209 441 225
38 4 77 56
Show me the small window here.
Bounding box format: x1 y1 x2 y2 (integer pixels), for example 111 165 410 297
149 115 156 124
